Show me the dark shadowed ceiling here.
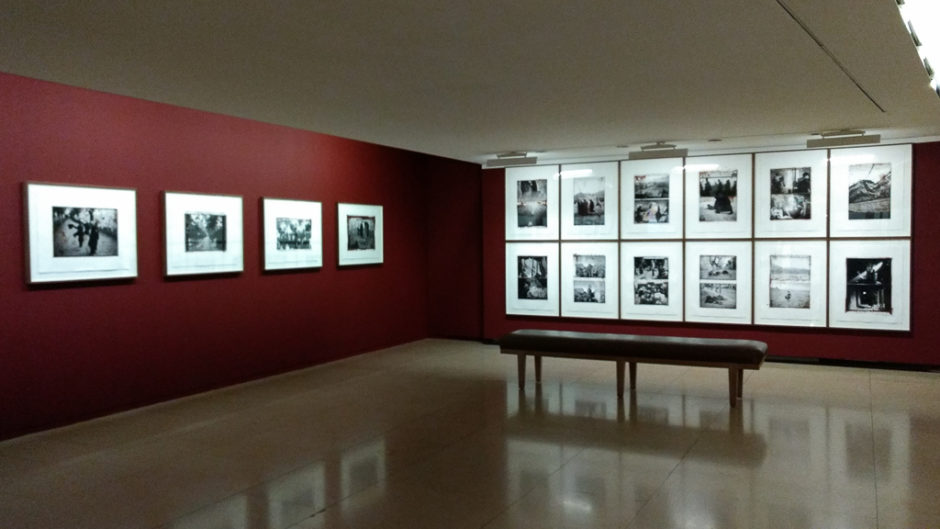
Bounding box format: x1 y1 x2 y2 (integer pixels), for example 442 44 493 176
2 0 938 164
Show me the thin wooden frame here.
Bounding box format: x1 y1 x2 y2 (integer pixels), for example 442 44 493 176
560 162 619 240
505 165 559 240
620 158 684 239
164 191 244 276
262 198 322 271
337 203 383 266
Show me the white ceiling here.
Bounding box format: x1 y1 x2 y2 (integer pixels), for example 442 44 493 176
2 0 939 165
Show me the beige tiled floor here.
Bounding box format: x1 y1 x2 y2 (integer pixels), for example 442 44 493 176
1 338 939 529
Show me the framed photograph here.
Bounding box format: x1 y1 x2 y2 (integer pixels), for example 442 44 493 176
830 144 911 237
164 192 243 276
24 182 137 284
560 162 618 240
620 158 684 239
338 203 383 266
505 165 559 240
754 150 828 238
620 241 683 321
262 198 322 271
685 241 752 324
684 154 753 239
754 240 827 327
829 240 910 331
506 242 559 316
560 242 619 319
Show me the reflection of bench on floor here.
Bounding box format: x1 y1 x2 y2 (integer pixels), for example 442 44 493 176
498 329 768 408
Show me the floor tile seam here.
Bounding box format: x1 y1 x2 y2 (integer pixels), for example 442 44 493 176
621 417 710 529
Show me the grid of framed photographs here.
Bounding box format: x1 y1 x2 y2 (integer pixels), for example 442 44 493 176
504 144 913 331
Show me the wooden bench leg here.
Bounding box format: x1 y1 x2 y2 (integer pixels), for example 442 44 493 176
728 368 739 408
517 353 526 390
616 359 625 398
737 369 744 399
535 355 542 385
629 362 637 391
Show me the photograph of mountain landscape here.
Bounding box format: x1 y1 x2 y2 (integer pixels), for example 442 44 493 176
848 163 891 220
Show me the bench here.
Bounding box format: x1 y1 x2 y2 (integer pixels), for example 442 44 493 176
498 329 768 408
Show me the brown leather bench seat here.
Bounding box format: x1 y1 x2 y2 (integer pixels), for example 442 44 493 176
498 329 768 408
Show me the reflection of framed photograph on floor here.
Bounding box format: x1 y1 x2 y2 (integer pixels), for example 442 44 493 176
505 165 558 240
830 144 911 237
338 203 383 266
754 150 828 238
754 240 827 327
685 154 752 239
164 192 244 276
560 162 618 240
620 158 684 239
506 242 559 316
829 240 910 331
262 198 322 271
620 241 683 321
560 242 619 319
24 182 138 284
685 241 752 324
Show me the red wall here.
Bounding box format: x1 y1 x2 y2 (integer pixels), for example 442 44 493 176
483 142 940 367
0 72 481 439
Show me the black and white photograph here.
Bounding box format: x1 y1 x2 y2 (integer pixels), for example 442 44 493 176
699 170 738 222
699 255 737 280
700 282 737 309
635 256 668 279
621 242 682 320
572 177 605 225
848 163 891 220
276 217 312 250
635 280 668 305
685 241 751 324
634 174 669 224
517 179 548 228
164 192 243 276
830 145 910 238
572 254 605 303
770 167 811 220
26 183 138 284
263 198 323 271
346 215 375 250
518 255 548 300
846 257 892 313
769 255 811 309
185 212 227 252
829 240 908 331
754 241 826 326
52 207 118 257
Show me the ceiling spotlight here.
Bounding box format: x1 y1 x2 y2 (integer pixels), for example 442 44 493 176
628 141 688 160
806 129 881 148
485 151 538 168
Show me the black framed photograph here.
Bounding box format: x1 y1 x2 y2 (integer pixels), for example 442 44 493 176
754 150 828 238
685 154 752 239
262 198 323 271
505 165 559 240
754 241 827 326
164 191 244 276
560 242 619 319
338 203 383 266
620 242 683 321
830 145 911 237
620 158 684 239
829 240 910 331
505 242 559 316
560 162 618 240
685 241 752 324
24 182 138 283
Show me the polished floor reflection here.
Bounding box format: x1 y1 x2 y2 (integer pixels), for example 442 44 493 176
2 339 939 528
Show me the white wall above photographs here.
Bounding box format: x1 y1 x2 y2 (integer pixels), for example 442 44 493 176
1 1 938 165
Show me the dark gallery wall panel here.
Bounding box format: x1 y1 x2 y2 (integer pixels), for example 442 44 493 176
0 72 477 438
482 142 940 367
